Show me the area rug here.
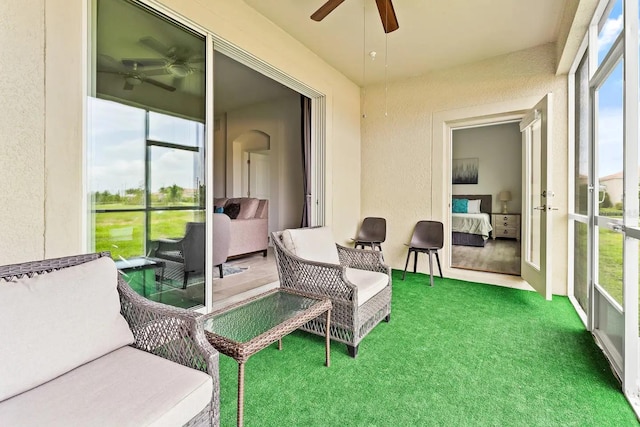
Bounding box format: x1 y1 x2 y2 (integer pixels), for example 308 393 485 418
160 261 248 286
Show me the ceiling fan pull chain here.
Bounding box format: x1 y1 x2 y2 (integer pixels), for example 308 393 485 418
384 18 388 118
362 0 367 119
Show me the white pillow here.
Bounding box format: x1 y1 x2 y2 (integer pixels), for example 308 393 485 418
281 227 340 265
0 256 134 401
467 199 482 214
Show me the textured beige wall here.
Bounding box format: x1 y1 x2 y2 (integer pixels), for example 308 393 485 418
0 0 46 263
1 0 361 264
361 43 569 295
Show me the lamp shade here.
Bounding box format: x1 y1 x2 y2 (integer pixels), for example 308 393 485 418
499 191 512 202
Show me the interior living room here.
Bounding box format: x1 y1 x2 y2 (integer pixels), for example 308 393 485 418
2 0 640 425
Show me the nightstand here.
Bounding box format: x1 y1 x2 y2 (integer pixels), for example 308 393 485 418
491 213 521 241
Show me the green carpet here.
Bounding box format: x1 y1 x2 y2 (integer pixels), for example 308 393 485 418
218 270 638 426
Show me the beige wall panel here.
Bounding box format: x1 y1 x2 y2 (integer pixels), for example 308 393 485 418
44 0 86 259
0 0 46 263
361 43 569 295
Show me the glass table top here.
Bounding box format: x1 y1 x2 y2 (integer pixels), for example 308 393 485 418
203 291 322 343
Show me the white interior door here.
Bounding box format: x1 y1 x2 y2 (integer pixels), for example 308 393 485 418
520 94 552 300
241 151 270 199
249 152 270 200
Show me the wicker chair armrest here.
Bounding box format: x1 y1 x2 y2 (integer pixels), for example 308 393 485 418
336 244 390 275
117 275 218 378
280 252 358 302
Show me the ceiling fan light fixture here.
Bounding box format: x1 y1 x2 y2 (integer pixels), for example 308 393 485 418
167 63 191 78
124 75 143 86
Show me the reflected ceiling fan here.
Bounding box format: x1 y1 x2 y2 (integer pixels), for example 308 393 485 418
97 54 176 92
311 0 399 33
122 36 204 89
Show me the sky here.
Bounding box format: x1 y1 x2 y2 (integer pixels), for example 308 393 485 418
596 0 625 178
88 97 203 194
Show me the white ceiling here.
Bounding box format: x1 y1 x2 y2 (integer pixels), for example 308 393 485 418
244 0 569 85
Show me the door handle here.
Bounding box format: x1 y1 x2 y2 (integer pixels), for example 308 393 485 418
534 205 546 210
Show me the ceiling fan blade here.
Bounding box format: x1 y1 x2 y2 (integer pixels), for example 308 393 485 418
122 58 167 68
375 0 399 33
144 78 176 92
311 0 345 21
144 68 171 76
97 54 126 72
173 77 184 90
139 36 170 56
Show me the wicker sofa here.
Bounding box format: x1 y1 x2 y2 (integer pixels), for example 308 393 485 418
271 227 392 357
214 197 268 258
0 252 219 426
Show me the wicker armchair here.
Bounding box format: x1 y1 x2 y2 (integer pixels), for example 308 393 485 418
272 229 392 357
0 252 219 426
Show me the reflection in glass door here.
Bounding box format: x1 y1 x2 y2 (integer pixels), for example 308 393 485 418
89 0 207 309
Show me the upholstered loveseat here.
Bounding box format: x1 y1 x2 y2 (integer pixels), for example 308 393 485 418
0 252 219 426
214 197 268 258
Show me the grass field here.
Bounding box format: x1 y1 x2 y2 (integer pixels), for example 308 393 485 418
93 205 204 259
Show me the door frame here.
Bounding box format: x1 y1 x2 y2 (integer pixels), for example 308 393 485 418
432 96 546 290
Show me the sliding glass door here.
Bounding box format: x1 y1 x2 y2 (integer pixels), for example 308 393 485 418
88 0 208 309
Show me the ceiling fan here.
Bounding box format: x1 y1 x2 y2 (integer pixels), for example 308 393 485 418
311 0 399 33
97 54 176 92
122 36 204 88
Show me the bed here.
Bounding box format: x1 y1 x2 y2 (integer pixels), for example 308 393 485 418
451 194 493 247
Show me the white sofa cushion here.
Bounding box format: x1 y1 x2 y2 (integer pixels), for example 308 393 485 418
282 227 340 265
0 346 213 427
0 257 134 401
345 268 389 306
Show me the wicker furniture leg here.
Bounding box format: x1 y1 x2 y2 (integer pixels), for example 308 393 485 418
325 309 331 367
237 362 245 427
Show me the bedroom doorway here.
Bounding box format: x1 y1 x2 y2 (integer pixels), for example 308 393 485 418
450 122 522 276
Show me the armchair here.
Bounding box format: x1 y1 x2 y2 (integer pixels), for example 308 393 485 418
271 227 392 357
154 214 230 287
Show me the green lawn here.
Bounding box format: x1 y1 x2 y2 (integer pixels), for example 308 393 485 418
93 205 204 259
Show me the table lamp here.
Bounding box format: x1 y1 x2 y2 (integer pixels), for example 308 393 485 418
499 191 512 214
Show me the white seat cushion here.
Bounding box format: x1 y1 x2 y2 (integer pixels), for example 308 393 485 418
0 257 134 401
0 346 213 427
281 227 340 265
345 268 389 306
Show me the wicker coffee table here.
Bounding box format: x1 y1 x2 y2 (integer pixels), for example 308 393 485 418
202 288 332 427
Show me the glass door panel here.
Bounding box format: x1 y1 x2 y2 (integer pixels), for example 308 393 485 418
597 226 624 305
526 120 542 269
597 0 623 66
149 144 203 208
595 59 624 304
91 0 207 309
574 221 589 312
575 53 590 215
88 98 146 260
